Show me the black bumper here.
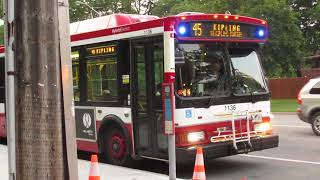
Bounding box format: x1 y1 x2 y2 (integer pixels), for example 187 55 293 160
297 112 309 123
176 135 279 163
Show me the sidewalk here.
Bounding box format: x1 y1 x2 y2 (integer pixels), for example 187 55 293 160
0 145 183 180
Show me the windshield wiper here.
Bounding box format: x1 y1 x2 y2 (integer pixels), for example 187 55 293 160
229 55 256 103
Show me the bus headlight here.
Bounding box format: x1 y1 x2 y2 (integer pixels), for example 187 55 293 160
187 131 205 143
254 122 271 132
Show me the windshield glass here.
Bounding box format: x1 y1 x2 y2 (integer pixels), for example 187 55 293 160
175 43 230 97
175 44 268 98
229 48 268 95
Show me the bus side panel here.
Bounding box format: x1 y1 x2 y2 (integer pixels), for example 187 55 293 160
76 107 134 154
0 113 6 137
77 139 99 153
0 103 5 137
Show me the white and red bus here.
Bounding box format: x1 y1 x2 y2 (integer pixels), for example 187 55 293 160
0 13 278 165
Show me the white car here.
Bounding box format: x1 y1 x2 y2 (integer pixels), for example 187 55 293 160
297 77 320 136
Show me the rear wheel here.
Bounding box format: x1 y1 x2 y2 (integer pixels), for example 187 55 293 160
102 127 133 166
311 112 320 136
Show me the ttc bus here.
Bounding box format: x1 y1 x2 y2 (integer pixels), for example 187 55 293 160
0 13 279 165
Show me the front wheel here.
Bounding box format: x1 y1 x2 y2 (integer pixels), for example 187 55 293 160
311 112 320 136
102 127 133 166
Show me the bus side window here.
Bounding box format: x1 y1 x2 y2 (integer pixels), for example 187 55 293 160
153 43 163 109
72 51 80 101
86 58 118 102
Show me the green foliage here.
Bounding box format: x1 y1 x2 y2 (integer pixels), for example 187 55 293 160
290 0 320 54
0 0 2 17
237 0 306 77
69 0 157 22
69 0 94 22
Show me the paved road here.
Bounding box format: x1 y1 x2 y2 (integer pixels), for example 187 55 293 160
1 114 319 180
133 113 320 180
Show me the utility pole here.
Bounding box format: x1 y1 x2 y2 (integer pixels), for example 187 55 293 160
4 0 16 179
14 0 78 179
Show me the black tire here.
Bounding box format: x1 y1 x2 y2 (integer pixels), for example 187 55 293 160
311 112 320 136
102 127 133 166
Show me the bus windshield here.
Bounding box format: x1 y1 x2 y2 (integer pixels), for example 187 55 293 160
175 43 230 97
230 48 268 95
175 43 268 97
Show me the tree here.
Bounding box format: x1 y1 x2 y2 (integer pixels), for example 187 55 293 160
0 0 3 16
290 0 319 54
69 0 94 22
237 0 306 77
69 0 157 22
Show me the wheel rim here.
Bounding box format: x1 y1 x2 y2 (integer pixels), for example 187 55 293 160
314 116 320 133
109 132 126 160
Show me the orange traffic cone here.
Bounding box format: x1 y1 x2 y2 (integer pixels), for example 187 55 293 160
89 154 100 180
192 147 206 180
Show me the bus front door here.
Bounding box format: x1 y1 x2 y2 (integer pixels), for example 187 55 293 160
131 39 167 160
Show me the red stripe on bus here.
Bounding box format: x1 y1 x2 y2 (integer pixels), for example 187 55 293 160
77 140 99 153
0 46 5 54
0 113 6 138
71 19 163 42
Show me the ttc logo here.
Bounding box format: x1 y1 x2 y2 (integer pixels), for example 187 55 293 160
82 113 92 129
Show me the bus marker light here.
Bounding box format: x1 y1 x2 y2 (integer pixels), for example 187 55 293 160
257 29 265 38
234 16 239 20
213 15 218 19
178 26 187 35
224 15 229 19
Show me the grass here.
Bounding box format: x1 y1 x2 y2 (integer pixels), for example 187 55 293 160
271 99 297 112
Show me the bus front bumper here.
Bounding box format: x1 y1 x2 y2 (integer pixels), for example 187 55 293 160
176 135 279 163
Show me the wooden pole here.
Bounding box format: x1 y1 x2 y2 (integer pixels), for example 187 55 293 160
57 0 79 179
15 0 78 179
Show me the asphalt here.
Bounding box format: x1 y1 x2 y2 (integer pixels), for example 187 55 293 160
2 113 318 180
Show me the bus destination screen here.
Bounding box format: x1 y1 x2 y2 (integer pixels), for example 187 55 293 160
88 45 117 56
177 22 267 40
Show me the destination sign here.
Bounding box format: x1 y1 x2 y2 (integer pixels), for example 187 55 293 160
88 45 117 56
177 22 267 40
